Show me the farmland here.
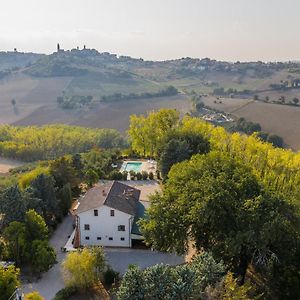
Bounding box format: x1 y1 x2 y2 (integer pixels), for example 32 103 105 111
202 96 300 150
14 94 190 132
0 74 72 124
0 73 189 132
2 50 300 148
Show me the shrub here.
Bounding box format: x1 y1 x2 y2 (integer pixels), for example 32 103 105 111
136 172 142 180
129 171 136 180
122 171 128 181
103 266 119 286
141 171 148 180
24 291 44 300
53 286 77 300
109 171 123 180
148 172 154 180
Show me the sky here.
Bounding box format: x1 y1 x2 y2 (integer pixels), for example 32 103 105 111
0 0 299 62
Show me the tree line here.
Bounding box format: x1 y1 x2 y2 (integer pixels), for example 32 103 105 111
0 124 125 161
57 95 94 109
118 252 253 300
100 86 178 102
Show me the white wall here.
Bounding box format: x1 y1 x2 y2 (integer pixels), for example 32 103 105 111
78 205 133 247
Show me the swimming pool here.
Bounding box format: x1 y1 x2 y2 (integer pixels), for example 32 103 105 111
121 161 142 173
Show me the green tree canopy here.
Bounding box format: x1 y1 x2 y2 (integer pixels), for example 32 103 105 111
3 221 26 266
140 151 299 284
25 209 48 242
50 157 79 189
158 130 210 178
117 265 145 300
57 183 72 216
117 252 225 300
30 174 59 221
0 185 26 225
30 240 56 274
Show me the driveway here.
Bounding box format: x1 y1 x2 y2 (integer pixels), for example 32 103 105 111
105 248 184 275
21 215 184 299
22 215 74 300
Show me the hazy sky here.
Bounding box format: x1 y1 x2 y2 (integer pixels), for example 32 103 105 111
0 0 299 61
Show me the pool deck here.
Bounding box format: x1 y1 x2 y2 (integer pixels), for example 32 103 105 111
120 159 157 174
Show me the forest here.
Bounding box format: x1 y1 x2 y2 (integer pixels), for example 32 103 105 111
0 124 125 161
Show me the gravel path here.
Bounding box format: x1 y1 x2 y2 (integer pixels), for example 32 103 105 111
22 215 74 300
21 215 184 299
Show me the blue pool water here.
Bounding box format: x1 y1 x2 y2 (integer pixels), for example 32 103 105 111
122 162 142 172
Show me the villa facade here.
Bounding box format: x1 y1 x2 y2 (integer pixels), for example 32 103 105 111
73 181 147 248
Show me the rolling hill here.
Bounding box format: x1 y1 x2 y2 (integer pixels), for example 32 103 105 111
2 48 300 148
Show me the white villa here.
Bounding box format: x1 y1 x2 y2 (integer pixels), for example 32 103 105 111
73 180 153 248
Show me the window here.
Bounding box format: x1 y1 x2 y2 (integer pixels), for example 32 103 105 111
109 237 113 240
85 236 90 240
84 224 90 230
118 225 125 231
94 209 98 216
110 210 115 216
120 237 125 241
97 237 101 240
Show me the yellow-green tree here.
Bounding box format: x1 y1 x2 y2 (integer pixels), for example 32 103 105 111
0 124 124 162
19 167 50 190
221 272 252 300
128 109 180 157
62 247 106 289
24 291 45 300
0 265 20 300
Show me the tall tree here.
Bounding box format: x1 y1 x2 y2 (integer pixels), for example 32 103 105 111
62 248 106 289
3 222 26 266
24 209 48 242
117 265 145 300
71 153 84 178
158 130 210 178
140 152 299 284
30 174 59 220
128 109 180 157
84 169 99 187
0 185 26 225
57 183 72 216
50 157 79 189
30 240 56 275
